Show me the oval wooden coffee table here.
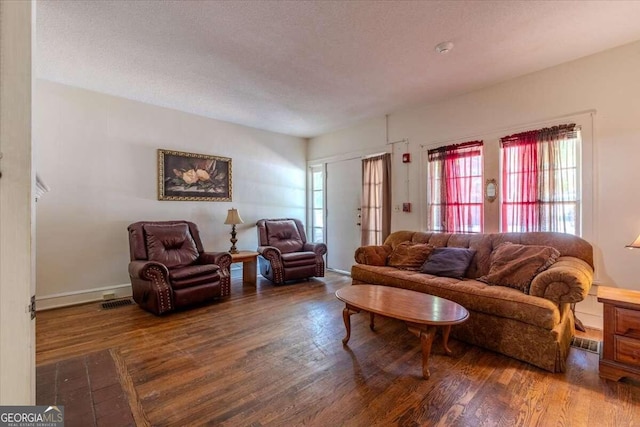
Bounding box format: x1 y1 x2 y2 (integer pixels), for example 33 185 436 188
335 284 469 379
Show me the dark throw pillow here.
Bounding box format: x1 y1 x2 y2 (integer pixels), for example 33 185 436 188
388 242 434 271
478 242 560 294
420 247 476 279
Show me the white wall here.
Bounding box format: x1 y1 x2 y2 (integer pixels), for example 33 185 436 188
309 40 640 329
34 80 307 307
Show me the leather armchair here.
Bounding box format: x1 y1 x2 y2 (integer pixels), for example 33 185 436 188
127 220 231 315
256 218 327 284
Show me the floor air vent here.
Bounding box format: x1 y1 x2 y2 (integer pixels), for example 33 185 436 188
101 298 134 310
570 336 601 354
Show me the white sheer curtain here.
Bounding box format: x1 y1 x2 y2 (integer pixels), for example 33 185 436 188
361 154 391 246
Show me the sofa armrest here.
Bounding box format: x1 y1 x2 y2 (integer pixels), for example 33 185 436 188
529 256 594 304
128 260 169 281
303 242 327 256
354 245 392 266
200 252 232 273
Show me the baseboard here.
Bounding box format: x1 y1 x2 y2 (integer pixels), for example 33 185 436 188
36 283 132 311
574 311 603 330
327 268 351 276
575 291 603 329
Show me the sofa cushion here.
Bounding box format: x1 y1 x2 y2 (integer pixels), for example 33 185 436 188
478 242 560 293
145 223 199 269
388 242 434 271
351 264 560 330
420 247 476 279
266 220 304 254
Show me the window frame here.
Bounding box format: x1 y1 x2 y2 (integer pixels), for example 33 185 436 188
308 164 325 243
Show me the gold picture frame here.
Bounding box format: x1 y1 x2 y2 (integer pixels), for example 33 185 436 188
158 149 232 201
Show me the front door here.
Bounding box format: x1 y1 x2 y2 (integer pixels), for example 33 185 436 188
326 158 362 273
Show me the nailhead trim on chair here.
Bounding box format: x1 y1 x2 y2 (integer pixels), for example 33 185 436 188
315 259 325 277
145 266 173 314
262 248 284 284
220 273 231 297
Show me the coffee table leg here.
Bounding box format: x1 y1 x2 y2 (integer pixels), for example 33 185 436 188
342 305 359 345
408 325 437 379
442 325 453 355
369 312 375 330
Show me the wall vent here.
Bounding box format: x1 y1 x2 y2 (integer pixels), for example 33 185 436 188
101 298 134 310
570 336 601 354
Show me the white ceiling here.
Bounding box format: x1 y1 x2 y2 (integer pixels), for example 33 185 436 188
36 1 640 138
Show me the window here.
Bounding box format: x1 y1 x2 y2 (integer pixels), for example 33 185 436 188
501 124 580 234
427 141 483 233
310 165 324 243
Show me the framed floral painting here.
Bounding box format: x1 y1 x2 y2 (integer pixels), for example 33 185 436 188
158 149 232 201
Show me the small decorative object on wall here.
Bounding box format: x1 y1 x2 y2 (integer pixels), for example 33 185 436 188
485 179 497 203
158 149 232 201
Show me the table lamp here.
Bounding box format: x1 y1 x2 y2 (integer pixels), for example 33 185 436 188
626 233 640 249
224 208 244 254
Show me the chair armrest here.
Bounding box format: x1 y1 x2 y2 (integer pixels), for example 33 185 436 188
128 260 169 280
128 260 174 315
200 252 232 273
257 246 282 261
529 256 594 304
303 242 327 256
354 245 392 266
200 251 232 297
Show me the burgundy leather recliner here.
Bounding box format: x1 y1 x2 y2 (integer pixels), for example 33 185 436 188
256 218 327 284
127 220 231 315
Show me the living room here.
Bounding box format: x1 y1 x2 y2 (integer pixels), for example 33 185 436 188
2 1 640 425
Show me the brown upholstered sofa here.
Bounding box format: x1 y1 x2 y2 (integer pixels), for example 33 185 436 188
351 230 594 372
128 220 232 315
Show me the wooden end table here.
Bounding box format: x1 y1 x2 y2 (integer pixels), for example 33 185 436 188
597 286 640 382
336 284 469 379
230 251 259 286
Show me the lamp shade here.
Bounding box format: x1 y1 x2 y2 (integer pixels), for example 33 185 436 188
224 208 244 225
627 233 640 249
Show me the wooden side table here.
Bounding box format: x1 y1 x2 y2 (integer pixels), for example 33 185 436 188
597 286 640 382
230 251 259 286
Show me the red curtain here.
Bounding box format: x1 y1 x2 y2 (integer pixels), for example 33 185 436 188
428 141 483 233
501 124 578 233
501 131 539 231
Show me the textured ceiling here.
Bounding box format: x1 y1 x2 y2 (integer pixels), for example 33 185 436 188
36 1 640 138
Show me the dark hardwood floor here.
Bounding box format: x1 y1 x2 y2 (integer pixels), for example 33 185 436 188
36 271 639 426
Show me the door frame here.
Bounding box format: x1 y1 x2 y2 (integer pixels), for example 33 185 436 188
307 147 390 274
0 0 35 404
